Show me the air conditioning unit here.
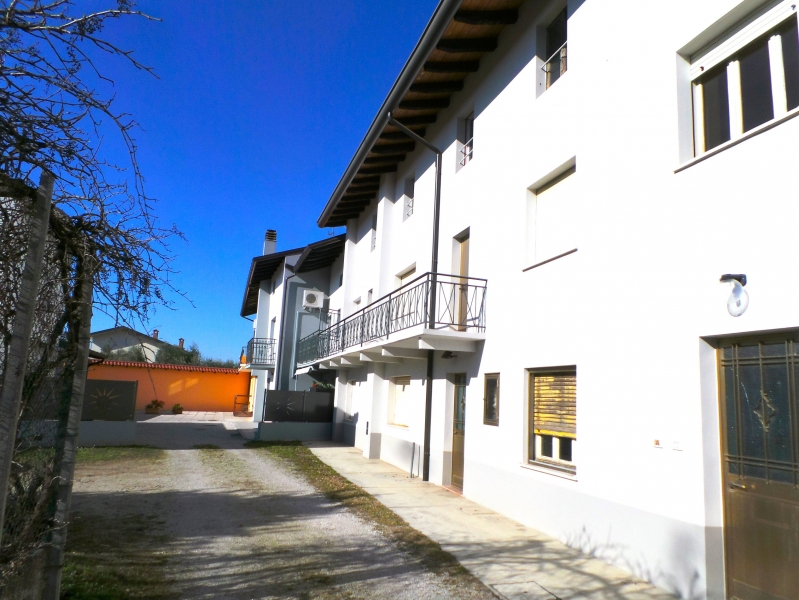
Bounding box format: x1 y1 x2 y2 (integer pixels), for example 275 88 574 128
302 289 326 310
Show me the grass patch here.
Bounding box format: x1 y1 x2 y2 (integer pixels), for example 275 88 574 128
61 512 177 600
76 445 165 463
243 441 488 594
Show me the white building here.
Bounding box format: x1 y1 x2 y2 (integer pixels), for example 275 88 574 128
240 230 345 420
90 326 169 363
284 0 799 598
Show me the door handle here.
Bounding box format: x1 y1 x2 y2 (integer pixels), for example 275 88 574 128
729 482 747 490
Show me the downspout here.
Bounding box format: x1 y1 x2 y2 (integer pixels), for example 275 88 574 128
388 113 442 482
275 264 298 391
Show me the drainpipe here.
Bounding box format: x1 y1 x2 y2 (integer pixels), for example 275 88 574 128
387 113 442 482
275 264 298 391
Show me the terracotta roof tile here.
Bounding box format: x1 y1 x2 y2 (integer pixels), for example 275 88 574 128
99 360 242 374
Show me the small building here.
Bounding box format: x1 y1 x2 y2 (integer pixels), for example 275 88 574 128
90 326 168 363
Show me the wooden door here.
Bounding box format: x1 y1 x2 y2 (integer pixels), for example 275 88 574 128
457 235 469 331
451 374 467 490
719 337 799 600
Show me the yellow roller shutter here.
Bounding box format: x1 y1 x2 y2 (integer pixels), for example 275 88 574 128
533 373 576 439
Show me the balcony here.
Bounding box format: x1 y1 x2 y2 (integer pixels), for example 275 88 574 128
245 337 277 370
296 272 487 369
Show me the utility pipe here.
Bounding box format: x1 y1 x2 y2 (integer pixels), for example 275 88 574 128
275 265 298 391
387 113 442 482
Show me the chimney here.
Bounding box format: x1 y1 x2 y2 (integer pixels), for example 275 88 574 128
178 338 184 349
263 229 277 255
152 329 159 340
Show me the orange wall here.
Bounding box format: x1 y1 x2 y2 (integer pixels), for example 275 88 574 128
87 363 252 412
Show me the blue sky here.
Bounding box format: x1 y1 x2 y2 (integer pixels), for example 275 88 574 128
90 0 438 359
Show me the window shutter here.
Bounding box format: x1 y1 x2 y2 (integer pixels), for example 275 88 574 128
533 373 576 439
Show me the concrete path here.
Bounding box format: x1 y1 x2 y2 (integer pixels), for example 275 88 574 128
310 445 678 600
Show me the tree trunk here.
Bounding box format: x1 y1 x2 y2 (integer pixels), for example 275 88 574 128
0 171 55 545
42 257 94 600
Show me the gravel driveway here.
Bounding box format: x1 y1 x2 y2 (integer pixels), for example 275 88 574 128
70 421 495 599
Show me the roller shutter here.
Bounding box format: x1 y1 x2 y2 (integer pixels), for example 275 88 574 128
533 372 576 439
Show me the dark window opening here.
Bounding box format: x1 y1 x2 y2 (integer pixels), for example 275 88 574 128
739 36 774 132
483 373 499 425
559 437 573 461
782 17 799 111
701 65 731 150
545 9 568 88
540 435 553 458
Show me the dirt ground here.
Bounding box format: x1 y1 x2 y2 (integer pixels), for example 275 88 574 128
67 421 496 599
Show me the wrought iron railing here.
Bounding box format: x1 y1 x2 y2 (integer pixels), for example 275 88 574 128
542 41 567 88
296 272 487 366
245 337 276 367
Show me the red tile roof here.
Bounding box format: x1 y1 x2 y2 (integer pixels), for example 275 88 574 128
99 360 243 374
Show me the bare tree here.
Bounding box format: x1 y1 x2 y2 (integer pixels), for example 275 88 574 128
0 2 185 594
0 0 184 327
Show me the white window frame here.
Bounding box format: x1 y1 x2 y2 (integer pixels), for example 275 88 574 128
691 1 799 156
344 380 355 421
388 376 411 428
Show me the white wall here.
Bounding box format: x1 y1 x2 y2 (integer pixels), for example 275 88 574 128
326 1 799 597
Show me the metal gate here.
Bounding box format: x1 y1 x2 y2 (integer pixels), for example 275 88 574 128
719 336 799 600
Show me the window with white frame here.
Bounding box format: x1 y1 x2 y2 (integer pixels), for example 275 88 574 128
526 165 577 267
370 213 378 251
692 3 799 155
388 376 412 427
529 370 576 473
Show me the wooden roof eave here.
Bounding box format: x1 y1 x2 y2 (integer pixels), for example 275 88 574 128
317 0 524 229
316 0 464 229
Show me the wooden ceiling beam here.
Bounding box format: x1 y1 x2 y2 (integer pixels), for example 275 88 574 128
437 38 497 53
380 129 426 140
410 81 464 94
360 164 398 175
424 61 479 73
372 142 414 154
350 175 380 185
346 183 380 193
364 153 406 164
398 98 450 110
454 10 518 25
394 114 438 126
340 193 375 202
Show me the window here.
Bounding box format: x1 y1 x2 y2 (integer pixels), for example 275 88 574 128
388 376 412 427
460 113 474 167
692 5 799 155
344 380 356 421
402 178 414 221
529 370 576 473
526 164 577 267
483 373 499 425
370 214 378 251
544 9 567 88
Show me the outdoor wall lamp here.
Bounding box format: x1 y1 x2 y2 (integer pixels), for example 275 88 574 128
720 274 749 317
